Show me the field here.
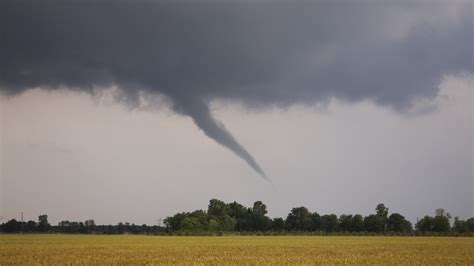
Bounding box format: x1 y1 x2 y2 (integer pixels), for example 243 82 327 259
1 235 473 264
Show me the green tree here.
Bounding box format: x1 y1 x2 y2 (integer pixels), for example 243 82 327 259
452 217 468 233
25 220 37 232
227 201 248 218
208 218 220 231
164 212 189 231
181 217 203 231
311 212 322 231
252 201 267 216
321 214 339 232
37 214 50 232
227 201 252 231
208 199 228 217
245 201 271 231
339 214 353 232
375 203 388 233
416 215 434 232
431 209 451 232
466 218 474 232
218 214 237 231
190 210 210 230
78 222 87 233
58 220 71 233
3 219 20 232
350 214 365 232
272 218 285 231
364 214 378 232
84 219 96 233
387 213 412 232
285 207 313 231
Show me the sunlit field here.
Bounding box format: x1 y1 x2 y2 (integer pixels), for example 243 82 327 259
1 235 473 264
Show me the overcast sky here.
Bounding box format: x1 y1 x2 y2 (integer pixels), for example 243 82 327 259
0 1 472 225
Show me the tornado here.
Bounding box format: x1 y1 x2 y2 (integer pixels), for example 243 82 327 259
172 96 269 182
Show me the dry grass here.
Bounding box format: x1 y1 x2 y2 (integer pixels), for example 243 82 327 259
1 234 473 264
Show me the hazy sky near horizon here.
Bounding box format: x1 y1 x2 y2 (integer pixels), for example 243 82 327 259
0 1 473 225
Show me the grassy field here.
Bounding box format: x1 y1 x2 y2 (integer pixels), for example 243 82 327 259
1 234 473 264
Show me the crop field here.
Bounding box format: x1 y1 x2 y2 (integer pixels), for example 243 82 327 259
1 235 473 264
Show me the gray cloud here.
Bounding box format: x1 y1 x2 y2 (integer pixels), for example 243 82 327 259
1 0 472 178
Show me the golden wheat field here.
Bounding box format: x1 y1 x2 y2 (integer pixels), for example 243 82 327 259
1 235 473 264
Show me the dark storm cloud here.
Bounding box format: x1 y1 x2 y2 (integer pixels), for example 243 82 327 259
1 0 472 178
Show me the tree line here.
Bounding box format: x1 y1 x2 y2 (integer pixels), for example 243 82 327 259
1 199 473 235
0 215 165 234
163 199 473 234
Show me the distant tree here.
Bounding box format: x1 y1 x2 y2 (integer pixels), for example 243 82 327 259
106 225 115 234
249 201 272 231
350 214 365 232
25 220 37 232
71 222 81 233
37 215 50 232
78 222 87 233
364 214 378 232
252 201 268 216
285 207 313 231
432 209 451 232
376 204 388 217
206 199 238 231
165 206 237 232
58 220 71 233
181 217 204 231
85 219 96 233
227 202 248 219
375 204 388 233
401 218 413 233
272 218 285 231
164 213 188 231
208 199 228 217
190 210 210 230
3 219 20 233
416 216 434 232
452 217 468 233
227 201 251 231
387 213 412 232
466 218 474 232
339 214 353 232
321 214 339 232
311 212 322 231
84 219 95 227
208 218 220 231
218 214 237 231
117 222 125 234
